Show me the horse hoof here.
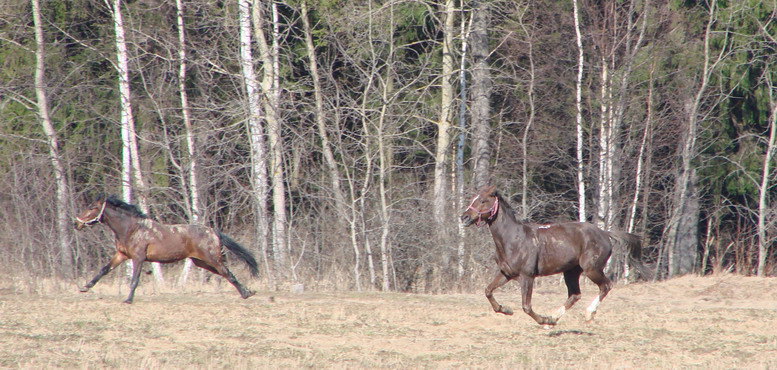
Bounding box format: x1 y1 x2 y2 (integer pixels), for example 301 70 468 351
500 307 514 315
585 311 596 322
78 287 90 293
543 317 558 326
241 290 256 299
123 299 133 304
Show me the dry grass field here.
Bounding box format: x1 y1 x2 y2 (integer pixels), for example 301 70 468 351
1 273 776 368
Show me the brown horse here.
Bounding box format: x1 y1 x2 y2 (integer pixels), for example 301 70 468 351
74 195 258 303
461 185 641 326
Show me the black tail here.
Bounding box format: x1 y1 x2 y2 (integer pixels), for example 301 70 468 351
608 230 647 281
218 232 259 277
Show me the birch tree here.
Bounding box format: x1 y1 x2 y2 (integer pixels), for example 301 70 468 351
239 0 273 285
573 0 586 223
31 0 73 276
517 4 535 220
374 2 398 291
456 6 471 282
107 0 162 281
175 0 202 285
433 0 456 228
252 0 288 279
757 67 777 276
592 0 649 231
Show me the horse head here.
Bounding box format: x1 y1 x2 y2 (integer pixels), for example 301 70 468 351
74 196 107 230
460 185 499 227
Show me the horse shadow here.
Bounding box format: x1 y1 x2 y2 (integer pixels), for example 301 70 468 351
547 329 595 337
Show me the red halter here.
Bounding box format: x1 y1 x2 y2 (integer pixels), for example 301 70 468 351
466 194 499 227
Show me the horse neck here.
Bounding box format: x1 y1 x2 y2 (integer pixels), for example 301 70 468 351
490 199 522 228
102 206 141 240
488 201 527 242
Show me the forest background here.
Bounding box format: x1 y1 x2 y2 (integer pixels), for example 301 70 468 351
0 0 775 292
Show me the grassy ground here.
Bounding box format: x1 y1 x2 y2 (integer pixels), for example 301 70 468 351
1 274 776 368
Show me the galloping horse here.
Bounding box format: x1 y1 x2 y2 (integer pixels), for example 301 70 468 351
461 185 641 326
75 195 258 303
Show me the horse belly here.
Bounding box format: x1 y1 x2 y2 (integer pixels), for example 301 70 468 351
145 243 188 263
538 242 580 276
538 259 579 276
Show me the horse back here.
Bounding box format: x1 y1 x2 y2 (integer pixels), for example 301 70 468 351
532 222 612 275
134 221 220 263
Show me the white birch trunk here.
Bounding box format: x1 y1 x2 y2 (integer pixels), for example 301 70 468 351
597 56 612 230
108 0 162 282
32 0 73 276
240 0 273 286
573 0 587 223
519 12 535 220
433 0 456 227
376 2 397 291
175 0 201 285
757 85 777 276
628 63 655 235
457 9 471 282
253 0 288 278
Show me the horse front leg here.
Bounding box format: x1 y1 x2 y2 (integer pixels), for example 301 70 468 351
485 271 513 315
519 275 556 326
79 252 128 292
124 256 145 304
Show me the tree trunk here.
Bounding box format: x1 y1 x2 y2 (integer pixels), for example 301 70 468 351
573 0 587 223
664 0 719 278
240 0 273 287
376 2 398 291
253 0 288 279
109 0 162 282
32 0 73 277
596 55 613 230
433 0 456 228
300 1 347 227
518 8 535 220
757 80 776 276
470 0 491 189
175 0 202 285
628 62 655 235
456 8 471 282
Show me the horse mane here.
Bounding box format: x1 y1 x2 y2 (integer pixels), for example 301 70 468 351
494 191 522 223
102 194 149 219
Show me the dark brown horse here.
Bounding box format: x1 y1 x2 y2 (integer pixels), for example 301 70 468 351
461 185 641 326
75 195 258 303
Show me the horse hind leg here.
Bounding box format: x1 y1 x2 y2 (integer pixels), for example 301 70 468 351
192 257 254 299
583 269 612 322
553 266 583 322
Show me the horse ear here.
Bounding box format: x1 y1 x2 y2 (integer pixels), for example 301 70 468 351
486 185 497 196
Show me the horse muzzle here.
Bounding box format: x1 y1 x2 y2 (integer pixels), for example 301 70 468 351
74 221 85 231
460 214 476 227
